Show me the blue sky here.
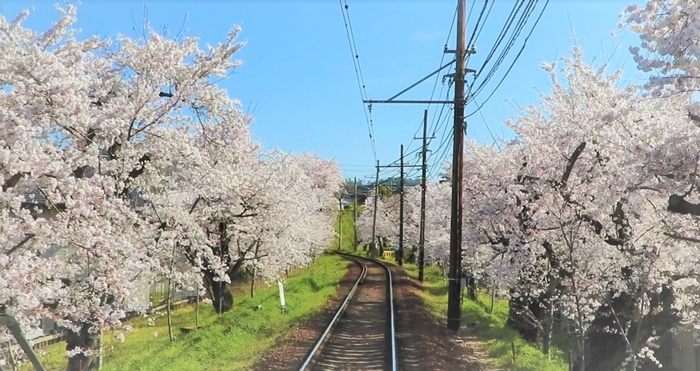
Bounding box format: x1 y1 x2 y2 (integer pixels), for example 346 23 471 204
1 0 647 182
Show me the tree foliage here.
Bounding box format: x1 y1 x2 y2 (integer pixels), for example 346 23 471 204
0 5 342 368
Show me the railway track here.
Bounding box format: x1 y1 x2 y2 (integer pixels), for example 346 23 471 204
299 253 397 371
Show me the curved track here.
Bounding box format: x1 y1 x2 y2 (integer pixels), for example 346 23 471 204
298 253 397 371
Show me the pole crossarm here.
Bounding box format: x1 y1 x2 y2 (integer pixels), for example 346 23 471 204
363 100 455 104
383 60 456 102
378 165 422 168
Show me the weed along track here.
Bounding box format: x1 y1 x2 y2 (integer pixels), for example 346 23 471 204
299 253 397 371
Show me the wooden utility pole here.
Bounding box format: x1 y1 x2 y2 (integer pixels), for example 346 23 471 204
447 0 467 331
353 177 358 250
398 144 405 266
361 0 475 330
370 160 380 257
418 109 429 282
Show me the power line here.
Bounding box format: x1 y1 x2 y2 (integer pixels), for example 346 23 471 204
471 0 527 81
405 4 458 157
471 96 501 148
426 105 454 180
339 0 378 162
466 0 493 49
467 0 550 116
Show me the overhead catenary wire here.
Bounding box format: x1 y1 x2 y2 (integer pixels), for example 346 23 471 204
339 0 378 162
355 0 550 183
428 130 454 181
405 4 458 158
426 106 455 180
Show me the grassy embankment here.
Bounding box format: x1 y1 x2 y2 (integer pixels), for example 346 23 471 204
331 205 360 251
23 254 351 371
398 262 570 371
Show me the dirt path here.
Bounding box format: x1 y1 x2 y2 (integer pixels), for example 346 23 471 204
390 265 503 371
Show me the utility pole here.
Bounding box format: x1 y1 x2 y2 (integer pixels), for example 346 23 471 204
338 195 343 250
370 160 380 257
418 109 429 282
378 156 420 263
353 177 358 251
398 144 405 266
447 0 467 331
361 0 474 331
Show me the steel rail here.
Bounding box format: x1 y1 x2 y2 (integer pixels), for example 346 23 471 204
298 256 368 371
298 252 398 371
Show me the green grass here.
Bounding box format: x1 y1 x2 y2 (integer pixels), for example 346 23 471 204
26 254 351 371
332 207 358 251
338 250 568 371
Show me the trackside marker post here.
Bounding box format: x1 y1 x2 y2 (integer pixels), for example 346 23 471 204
278 279 287 314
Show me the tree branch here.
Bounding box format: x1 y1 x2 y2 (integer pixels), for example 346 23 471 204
5 233 36 255
663 232 700 244
561 142 587 188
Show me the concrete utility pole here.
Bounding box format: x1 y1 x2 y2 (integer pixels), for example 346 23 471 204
447 0 467 331
398 144 405 266
370 160 380 257
418 109 429 282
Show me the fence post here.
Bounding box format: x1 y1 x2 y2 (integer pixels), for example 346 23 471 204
568 350 573 371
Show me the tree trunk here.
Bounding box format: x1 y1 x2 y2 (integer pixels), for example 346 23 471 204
542 299 553 357
97 330 103 370
506 291 543 344
574 287 679 371
5 338 17 371
202 271 234 313
250 266 256 298
195 283 200 327
466 275 477 301
65 323 99 371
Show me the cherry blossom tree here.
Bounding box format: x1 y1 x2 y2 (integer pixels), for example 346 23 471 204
0 5 343 369
461 46 700 370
